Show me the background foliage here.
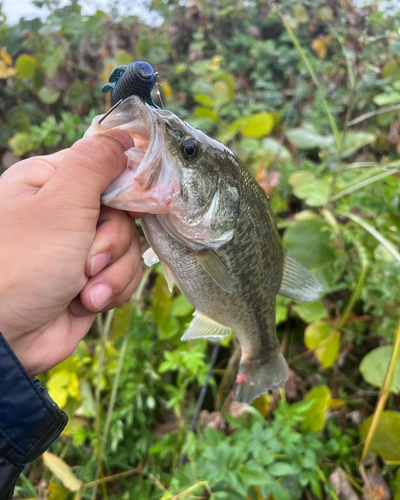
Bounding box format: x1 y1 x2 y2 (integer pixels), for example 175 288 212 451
1 0 400 498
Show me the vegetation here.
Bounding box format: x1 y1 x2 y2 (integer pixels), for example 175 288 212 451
1 0 400 498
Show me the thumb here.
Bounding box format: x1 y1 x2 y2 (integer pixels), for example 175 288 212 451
47 131 133 207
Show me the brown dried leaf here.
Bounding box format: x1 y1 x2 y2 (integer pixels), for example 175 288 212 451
329 467 359 500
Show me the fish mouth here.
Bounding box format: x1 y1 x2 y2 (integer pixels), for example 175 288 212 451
84 95 180 213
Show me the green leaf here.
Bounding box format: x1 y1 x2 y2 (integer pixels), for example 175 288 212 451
151 274 172 326
240 465 271 484
283 219 337 291
241 112 275 138
170 295 195 317
194 107 218 122
43 452 83 492
340 131 375 159
288 171 330 207
16 54 36 79
38 86 61 104
360 345 400 393
44 45 66 78
115 50 133 65
285 127 333 150
360 411 400 461
112 301 135 338
194 93 214 107
66 81 91 107
276 296 289 325
269 462 300 476
373 91 400 106
304 321 340 368
301 385 331 432
293 300 327 323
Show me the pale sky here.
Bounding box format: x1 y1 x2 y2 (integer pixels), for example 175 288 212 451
2 0 160 25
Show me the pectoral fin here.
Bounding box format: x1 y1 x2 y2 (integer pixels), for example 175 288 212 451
278 250 323 302
196 249 234 294
143 247 160 267
181 310 231 341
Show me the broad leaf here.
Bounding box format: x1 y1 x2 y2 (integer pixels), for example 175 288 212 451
305 321 340 368
301 385 331 432
43 452 83 492
288 171 330 206
360 345 400 393
360 411 400 461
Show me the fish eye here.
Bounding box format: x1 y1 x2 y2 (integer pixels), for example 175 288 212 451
181 138 199 161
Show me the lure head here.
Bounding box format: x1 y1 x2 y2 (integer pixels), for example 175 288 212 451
101 61 157 106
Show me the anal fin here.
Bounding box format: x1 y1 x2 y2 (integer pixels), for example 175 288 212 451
196 249 234 294
278 250 323 302
161 261 175 293
181 310 231 341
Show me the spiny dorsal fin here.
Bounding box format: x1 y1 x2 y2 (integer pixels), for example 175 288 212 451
143 247 160 267
181 310 231 341
196 249 234 294
278 250 323 302
161 261 175 293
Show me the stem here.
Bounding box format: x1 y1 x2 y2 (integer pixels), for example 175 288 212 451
84 468 140 490
338 241 368 328
91 309 115 500
277 9 340 148
348 104 400 127
316 466 340 500
361 319 400 462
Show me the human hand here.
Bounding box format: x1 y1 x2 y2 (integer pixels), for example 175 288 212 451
0 132 143 376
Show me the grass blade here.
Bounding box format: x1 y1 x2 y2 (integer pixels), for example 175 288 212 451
338 211 400 265
331 168 400 201
277 9 340 148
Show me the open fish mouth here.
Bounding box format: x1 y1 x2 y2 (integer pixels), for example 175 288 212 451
84 95 181 213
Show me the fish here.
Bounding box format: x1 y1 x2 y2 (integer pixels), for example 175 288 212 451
84 95 323 404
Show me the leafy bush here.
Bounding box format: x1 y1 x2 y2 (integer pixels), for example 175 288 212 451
1 0 400 498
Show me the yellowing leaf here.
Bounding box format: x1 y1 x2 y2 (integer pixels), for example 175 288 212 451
0 47 12 66
0 60 17 78
252 393 271 417
48 482 68 500
329 398 344 409
47 369 81 409
161 80 173 100
43 452 83 492
305 320 341 368
241 112 275 138
360 411 400 461
302 385 331 432
311 35 332 59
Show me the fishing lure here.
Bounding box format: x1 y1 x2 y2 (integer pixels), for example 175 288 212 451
101 61 159 107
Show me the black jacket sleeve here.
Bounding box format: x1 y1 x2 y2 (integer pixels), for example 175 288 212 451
0 332 68 500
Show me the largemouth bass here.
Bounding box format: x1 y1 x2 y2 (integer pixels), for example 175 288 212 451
84 96 323 403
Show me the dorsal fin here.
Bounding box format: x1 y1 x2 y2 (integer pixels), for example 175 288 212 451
181 310 231 341
278 250 323 302
196 249 234 294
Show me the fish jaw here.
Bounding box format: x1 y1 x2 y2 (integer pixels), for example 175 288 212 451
84 96 181 214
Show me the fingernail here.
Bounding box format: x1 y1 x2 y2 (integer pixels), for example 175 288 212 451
90 283 113 310
91 252 110 277
103 130 133 151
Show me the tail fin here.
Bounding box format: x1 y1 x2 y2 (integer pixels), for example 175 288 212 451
234 352 288 404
